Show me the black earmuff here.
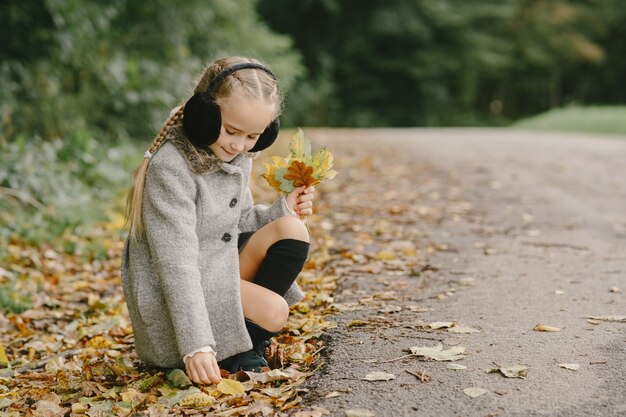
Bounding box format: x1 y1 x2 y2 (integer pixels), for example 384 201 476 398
182 62 280 152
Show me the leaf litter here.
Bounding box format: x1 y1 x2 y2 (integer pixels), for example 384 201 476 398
0 132 486 415
0 143 341 416
363 371 396 381
408 344 466 361
533 324 561 332
487 365 528 379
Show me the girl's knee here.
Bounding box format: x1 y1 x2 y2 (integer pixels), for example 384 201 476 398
271 216 309 243
260 294 289 332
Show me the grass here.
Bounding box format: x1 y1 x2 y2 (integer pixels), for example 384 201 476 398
513 106 626 136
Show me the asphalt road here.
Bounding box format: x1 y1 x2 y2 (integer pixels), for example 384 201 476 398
301 129 626 417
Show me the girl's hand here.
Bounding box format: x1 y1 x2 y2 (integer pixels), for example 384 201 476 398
185 351 222 385
286 186 315 216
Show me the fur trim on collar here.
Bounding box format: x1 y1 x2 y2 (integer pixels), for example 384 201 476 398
165 121 256 174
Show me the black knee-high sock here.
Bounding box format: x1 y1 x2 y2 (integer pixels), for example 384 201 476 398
253 239 310 297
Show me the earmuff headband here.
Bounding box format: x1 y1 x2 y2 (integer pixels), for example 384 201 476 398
207 63 277 94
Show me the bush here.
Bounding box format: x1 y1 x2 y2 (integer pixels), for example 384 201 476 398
0 133 139 253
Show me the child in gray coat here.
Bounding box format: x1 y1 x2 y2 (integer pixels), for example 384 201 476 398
121 56 314 385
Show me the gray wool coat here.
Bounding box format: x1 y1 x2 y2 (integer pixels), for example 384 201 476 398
120 124 304 369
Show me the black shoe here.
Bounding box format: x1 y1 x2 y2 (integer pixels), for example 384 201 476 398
218 349 268 373
218 320 279 373
238 349 269 372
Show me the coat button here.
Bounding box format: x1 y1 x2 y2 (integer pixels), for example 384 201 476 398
229 198 237 208
222 233 232 242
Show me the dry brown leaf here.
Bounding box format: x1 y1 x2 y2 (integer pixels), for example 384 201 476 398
345 409 375 417
533 324 561 332
363 371 396 381
463 387 487 398
284 160 319 188
447 326 480 334
586 315 626 322
409 344 465 361
429 321 457 330
559 363 580 371
376 250 396 261
33 400 68 417
293 406 331 417
217 379 245 395
178 392 214 408
488 365 528 379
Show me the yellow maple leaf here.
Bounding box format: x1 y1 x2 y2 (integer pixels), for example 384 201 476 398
311 147 334 179
262 163 284 193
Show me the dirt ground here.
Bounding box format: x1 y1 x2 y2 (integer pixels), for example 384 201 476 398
300 129 626 417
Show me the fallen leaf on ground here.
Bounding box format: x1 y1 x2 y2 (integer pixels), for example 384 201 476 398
324 391 343 399
586 315 626 322
376 250 397 261
0 342 8 366
166 369 192 388
217 379 245 395
429 321 457 330
463 387 486 398
33 400 67 417
345 409 375 417
245 369 293 383
178 392 214 408
409 344 465 361
447 364 467 370
488 365 528 378
347 320 369 328
448 326 480 334
363 371 396 381
294 406 331 417
533 324 561 332
559 363 580 371
71 403 88 414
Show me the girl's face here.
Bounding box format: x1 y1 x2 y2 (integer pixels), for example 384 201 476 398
209 93 276 162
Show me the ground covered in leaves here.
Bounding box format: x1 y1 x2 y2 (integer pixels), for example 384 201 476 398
2 129 625 417
0 134 342 416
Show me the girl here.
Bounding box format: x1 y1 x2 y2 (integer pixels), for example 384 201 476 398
121 56 314 385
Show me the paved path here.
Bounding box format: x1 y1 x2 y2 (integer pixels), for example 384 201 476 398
302 129 626 417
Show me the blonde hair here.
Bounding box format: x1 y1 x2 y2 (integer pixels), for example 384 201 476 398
125 56 281 241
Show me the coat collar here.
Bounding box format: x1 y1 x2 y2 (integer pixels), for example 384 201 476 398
166 122 256 175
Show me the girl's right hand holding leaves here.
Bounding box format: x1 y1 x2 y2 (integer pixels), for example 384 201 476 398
185 351 222 385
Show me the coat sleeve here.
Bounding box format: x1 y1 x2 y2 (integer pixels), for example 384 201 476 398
238 158 295 232
142 156 215 356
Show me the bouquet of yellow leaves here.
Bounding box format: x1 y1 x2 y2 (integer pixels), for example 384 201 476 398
262 129 337 221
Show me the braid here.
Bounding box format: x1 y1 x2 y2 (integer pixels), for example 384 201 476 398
125 106 184 241
148 106 184 155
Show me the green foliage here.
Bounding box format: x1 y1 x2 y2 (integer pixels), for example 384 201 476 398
258 0 626 127
0 0 303 143
0 269 33 314
513 106 626 135
0 133 139 247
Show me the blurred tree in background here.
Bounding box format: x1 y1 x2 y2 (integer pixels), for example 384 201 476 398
0 0 303 143
258 0 626 127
